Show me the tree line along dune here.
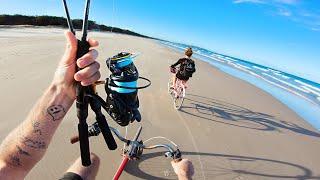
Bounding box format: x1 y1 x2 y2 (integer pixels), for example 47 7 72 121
0 14 152 38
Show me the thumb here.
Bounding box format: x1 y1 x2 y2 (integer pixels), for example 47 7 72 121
60 31 78 66
171 160 177 167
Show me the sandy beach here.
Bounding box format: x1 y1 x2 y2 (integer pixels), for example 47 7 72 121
0 27 319 179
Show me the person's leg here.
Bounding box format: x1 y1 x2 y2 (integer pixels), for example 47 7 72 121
182 80 188 89
171 74 177 89
60 153 100 180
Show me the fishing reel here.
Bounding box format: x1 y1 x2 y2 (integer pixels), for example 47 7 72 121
104 52 151 126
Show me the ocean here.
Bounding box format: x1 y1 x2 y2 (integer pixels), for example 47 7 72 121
160 40 320 130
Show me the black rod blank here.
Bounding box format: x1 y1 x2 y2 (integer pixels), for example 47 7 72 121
82 0 91 41
61 0 118 167
62 0 75 34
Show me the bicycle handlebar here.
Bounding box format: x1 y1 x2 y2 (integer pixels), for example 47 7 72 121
70 123 181 160
143 144 175 153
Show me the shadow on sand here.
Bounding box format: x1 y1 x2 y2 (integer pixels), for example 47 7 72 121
124 151 320 180
178 94 320 138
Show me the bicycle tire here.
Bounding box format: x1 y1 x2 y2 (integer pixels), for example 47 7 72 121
174 87 185 110
168 80 174 97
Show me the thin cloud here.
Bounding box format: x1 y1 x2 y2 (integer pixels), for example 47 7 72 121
278 8 292 16
233 0 299 5
311 27 320 31
274 0 299 5
233 0 320 32
233 0 265 4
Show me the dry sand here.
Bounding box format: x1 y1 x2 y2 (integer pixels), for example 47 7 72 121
0 27 319 179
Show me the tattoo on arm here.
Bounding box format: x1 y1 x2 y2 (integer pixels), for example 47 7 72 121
32 121 42 135
22 137 46 150
16 145 31 156
47 105 66 121
9 155 21 167
7 146 31 167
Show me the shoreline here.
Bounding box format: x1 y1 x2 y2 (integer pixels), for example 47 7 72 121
159 41 320 131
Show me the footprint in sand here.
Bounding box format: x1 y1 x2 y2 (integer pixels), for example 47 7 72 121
0 72 15 80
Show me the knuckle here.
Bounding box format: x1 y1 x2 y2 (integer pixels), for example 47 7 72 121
81 82 88 86
92 49 98 57
97 72 101 79
95 62 100 69
74 74 80 81
89 50 98 60
90 72 100 82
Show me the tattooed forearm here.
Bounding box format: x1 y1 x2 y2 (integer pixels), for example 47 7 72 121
47 105 66 121
21 137 46 150
16 145 31 157
0 85 74 177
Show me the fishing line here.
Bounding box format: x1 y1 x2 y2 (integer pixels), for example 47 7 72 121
110 0 128 153
109 0 128 153
107 0 115 89
111 0 115 33
122 126 128 155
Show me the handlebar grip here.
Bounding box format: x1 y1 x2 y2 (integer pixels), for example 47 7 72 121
70 135 80 144
173 148 182 162
78 122 91 166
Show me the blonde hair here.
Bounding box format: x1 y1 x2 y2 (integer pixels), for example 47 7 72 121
185 47 193 57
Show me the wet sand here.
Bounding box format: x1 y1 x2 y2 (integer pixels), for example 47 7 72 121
0 27 319 179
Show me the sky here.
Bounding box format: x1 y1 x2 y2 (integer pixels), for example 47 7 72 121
1 0 319 83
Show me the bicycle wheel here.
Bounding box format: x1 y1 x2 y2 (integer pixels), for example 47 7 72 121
174 87 185 110
168 80 174 96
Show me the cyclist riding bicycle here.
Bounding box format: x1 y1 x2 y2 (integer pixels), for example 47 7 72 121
170 47 196 90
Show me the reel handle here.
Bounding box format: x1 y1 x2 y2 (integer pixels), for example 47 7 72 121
70 121 100 144
70 136 80 144
95 113 118 150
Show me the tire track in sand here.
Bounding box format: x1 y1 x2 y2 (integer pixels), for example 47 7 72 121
176 111 206 179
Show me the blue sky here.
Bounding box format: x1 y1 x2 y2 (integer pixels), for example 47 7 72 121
1 0 319 83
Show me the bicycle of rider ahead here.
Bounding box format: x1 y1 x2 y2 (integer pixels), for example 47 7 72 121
168 67 186 110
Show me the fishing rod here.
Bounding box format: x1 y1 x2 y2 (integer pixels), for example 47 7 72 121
62 0 117 166
62 0 151 166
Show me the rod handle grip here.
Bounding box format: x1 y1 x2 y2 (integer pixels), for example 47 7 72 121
76 40 90 71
